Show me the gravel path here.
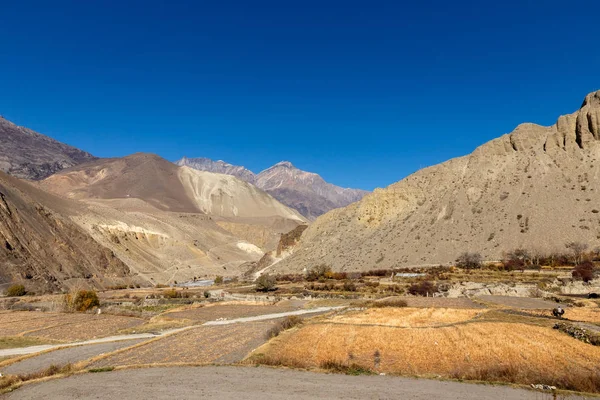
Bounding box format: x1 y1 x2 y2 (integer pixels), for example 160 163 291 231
2 366 587 400
2 339 146 375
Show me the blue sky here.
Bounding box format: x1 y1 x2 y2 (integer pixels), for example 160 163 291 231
1 0 599 190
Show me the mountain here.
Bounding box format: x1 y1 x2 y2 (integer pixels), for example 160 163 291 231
255 161 369 220
176 157 256 183
176 158 369 220
40 153 305 221
33 153 306 286
0 171 135 293
0 116 97 180
266 90 600 274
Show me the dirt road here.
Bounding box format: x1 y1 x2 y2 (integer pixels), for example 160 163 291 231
2 366 585 400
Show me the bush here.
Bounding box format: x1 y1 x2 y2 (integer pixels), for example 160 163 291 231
572 261 596 283
163 289 180 299
203 290 211 298
5 284 26 297
214 276 224 285
342 281 357 292
456 252 482 269
366 298 408 308
266 315 303 338
306 264 332 281
408 281 438 296
319 360 374 375
255 274 277 292
72 290 100 312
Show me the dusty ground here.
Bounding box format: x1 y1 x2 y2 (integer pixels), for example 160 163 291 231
0 312 145 341
2 366 584 400
164 301 303 323
3 340 147 375
477 296 566 309
88 322 276 368
330 308 483 327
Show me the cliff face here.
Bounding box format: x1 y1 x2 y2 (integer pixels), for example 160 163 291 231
0 171 133 293
0 117 97 180
269 90 600 273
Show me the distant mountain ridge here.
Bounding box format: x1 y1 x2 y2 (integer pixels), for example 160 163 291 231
176 157 369 219
0 116 97 180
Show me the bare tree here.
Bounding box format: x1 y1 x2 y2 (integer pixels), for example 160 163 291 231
456 252 482 269
565 241 588 265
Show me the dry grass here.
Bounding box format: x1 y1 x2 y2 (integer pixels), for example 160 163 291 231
255 321 600 392
0 336 57 350
329 308 482 328
117 316 192 334
523 307 600 325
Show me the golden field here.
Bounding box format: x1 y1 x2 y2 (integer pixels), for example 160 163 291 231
330 308 483 327
253 307 600 392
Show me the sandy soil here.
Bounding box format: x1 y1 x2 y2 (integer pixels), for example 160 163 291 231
2 366 584 400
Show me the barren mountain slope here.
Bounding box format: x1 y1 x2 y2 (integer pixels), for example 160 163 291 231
176 157 256 183
0 116 97 180
176 158 368 220
0 171 134 293
40 153 304 222
270 90 600 273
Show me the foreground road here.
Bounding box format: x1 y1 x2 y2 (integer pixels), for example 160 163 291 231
2 366 589 400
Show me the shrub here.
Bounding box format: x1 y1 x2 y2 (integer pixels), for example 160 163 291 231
163 289 179 299
342 281 357 292
572 261 596 283
203 290 211 298
266 315 303 338
367 298 408 308
72 290 100 312
214 276 224 285
319 359 374 375
5 284 26 297
255 274 277 292
408 281 438 296
456 252 482 269
306 264 332 281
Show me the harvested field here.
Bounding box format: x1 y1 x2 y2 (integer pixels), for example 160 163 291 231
330 308 483 328
165 302 301 323
3 339 147 375
523 307 600 325
477 296 565 309
89 321 276 367
391 297 485 309
0 311 145 341
256 321 600 392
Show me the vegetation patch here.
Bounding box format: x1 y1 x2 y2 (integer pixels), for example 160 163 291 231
266 316 303 339
554 322 600 346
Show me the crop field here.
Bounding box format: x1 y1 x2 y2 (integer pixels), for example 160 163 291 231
0 311 145 341
330 308 483 327
164 302 302 323
254 307 600 392
380 296 485 309
89 321 276 368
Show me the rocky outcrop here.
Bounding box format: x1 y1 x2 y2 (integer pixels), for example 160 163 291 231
0 116 97 180
269 90 600 273
176 157 256 183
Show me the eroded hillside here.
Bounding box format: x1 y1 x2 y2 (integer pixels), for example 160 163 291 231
270 90 600 273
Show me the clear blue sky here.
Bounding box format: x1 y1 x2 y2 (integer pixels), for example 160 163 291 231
1 1 599 190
